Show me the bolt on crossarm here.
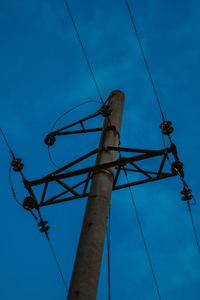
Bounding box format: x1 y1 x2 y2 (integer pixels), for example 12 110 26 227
67 90 125 300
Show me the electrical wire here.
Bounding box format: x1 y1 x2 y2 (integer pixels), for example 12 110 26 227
45 232 69 293
63 0 103 103
123 168 162 300
175 170 200 254
125 3 200 256
28 209 69 293
48 146 59 169
0 128 23 206
187 202 200 254
125 0 165 121
9 165 22 207
0 128 15 157
125 0 171 163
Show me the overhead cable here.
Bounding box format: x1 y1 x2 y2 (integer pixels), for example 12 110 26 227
187 202 200 254
0 128 15 158
9 165 22 207
0 128 22 206
125 2 200 255
64 0 103 103
175 168 200 254
0 128 69 292
123 167 162 300
125 0 165 121
28 209 69 294
45 232 69 293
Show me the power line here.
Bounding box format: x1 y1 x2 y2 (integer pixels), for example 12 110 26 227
63 0 103 103
0 128 15 158
0 128 22 206
45 232 69 293
123 168 162 300
125 3 200 256
187 202 200 254
125 0 165 121
9 165 22 207
169 159 200 254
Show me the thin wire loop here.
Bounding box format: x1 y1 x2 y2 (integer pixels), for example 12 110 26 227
64 0 103 103
51 100 101 132
48 100 101 168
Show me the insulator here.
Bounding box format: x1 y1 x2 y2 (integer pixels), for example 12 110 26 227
182 195 193 201
38 219 50 233
180 187 192 195
160 121 174 135
171 161 184 177
23 196 38 210
44 133 56 146
11 158 24 172
99 105 111 117
40 226 50 233
38 219 48 227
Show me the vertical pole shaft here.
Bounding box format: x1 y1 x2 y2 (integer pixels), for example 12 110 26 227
67 90 125 300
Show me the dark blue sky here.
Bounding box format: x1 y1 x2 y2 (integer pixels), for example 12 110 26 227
0 0 200 299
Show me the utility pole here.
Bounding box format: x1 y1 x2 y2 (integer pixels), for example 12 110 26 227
67 90 125 300
19 88 180 299
13 88 182 299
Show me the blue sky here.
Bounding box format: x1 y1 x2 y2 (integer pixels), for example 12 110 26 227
0 0 200 299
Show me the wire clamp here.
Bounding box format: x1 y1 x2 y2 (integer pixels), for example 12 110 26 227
160 121 174 135
11 158 24 172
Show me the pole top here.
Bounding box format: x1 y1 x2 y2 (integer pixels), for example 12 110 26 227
109 90 125 98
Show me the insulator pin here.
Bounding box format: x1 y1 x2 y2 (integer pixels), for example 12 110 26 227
11 158 24 172
44 133 56 146
23 196 38 210
160 121 174 135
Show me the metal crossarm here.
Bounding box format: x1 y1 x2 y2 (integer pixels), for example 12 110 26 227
27 147 172 186
22 146 177 207
52 111 101 135
56 128 102 135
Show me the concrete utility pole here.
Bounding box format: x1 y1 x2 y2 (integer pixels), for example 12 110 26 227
67 90 125 300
